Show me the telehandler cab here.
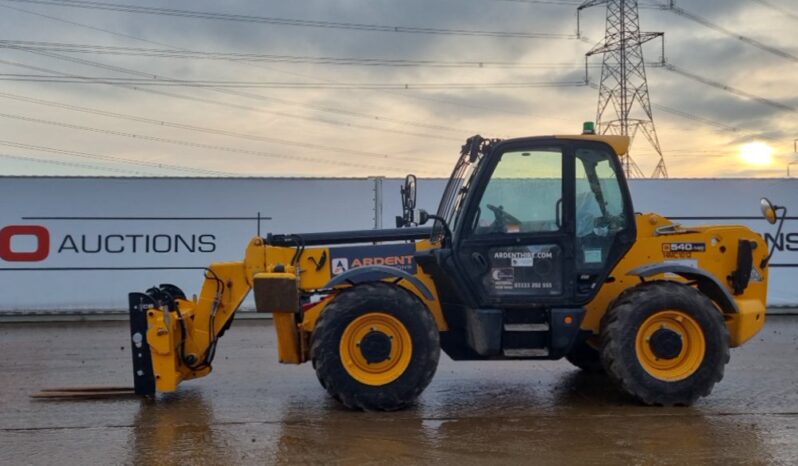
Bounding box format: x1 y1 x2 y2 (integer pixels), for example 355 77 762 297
129 124 780 410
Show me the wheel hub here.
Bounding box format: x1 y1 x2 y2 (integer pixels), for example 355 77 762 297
648 328 683 360
635 309 707 382
359 330 392 364
339 312 413 386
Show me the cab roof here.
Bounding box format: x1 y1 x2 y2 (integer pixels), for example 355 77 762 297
554 134 630 156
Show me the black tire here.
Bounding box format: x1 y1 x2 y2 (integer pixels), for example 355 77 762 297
600 280 730 406
310 282 440 411
566 337 604 373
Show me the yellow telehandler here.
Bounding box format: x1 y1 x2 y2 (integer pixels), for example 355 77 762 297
128 124 783 410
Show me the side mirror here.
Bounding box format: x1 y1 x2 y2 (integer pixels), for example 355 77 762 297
760 198 777 225
401 174 417 211
760 197 788 268
397 174 418 227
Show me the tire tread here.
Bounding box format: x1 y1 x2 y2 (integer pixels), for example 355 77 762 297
310 282 440 411
600 280 730 406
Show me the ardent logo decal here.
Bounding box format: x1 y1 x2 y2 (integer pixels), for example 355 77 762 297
330 243 416 276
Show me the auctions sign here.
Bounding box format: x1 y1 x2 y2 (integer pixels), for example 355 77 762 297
0 221 217 269
0 223 217 263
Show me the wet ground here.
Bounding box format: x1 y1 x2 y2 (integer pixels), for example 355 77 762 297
1 317 797 465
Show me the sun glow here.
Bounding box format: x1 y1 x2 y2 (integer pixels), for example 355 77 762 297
739 141 774 166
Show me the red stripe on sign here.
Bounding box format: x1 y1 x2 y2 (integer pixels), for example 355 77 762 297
0 225 50 262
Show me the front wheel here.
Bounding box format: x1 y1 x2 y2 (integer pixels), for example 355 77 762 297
600 281 730 406
310 282 440 411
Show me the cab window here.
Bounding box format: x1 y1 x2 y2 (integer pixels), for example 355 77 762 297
575 147 627 269
472 148 562 235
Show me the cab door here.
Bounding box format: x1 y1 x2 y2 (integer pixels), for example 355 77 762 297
451 139 635 307
453 141 575 307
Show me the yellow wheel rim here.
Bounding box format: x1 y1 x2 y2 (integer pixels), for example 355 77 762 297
340 312 413 386
635 310 706 382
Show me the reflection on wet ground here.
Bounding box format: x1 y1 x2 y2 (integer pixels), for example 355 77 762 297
1 317 797 465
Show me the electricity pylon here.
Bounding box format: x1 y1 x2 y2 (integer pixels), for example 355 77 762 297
579 0 668 178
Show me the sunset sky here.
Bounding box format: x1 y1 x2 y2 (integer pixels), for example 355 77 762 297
0 0 796 178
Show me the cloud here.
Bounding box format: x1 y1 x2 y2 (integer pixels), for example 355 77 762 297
0 0 794 178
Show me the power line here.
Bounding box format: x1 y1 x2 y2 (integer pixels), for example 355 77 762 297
4 47 443 174
0 40 588 69
662 63 795 113
651 103 739 132
0 4 476 138
748 0 798 22
0 91 448 166
0 112 436 174
8 54 780 164
2 0 577 39
1 3 577 132
11 0 794 66
651 103 781 143
21 48 156 77
0 46 587 92
9 2 788 157
666 3 798 64
6 0 796 139
0 152 157 175
0 73 589 89
586 79 781 144
436 0 666 9
35 49 473 136
0 57 464 143
658 147 738 153
0 140 237 176
482 0 582 5
583 1 798 64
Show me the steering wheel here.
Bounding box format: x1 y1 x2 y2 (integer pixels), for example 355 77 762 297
593 213 625 235
486 204 522 232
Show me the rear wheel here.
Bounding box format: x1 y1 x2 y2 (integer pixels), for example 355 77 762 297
600 281 730 406
311 282 440 411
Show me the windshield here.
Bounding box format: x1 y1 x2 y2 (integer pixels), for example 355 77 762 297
433 136 496 242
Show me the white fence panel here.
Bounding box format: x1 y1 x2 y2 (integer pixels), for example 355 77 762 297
0 177 377 311
0 176 795 313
